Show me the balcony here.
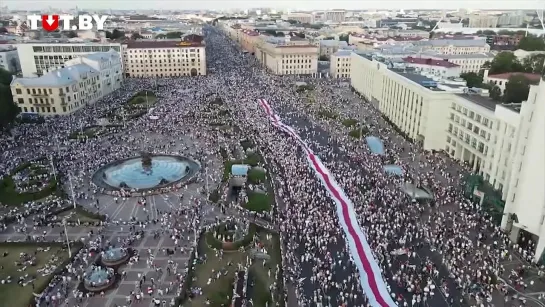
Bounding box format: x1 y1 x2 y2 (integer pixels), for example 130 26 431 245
32 102 50 107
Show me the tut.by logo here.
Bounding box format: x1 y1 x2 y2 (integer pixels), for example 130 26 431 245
27 15 109 32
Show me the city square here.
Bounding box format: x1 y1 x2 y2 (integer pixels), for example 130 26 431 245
0 6 544 307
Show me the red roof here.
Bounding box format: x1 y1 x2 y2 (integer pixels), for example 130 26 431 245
487 72 541 82
403 57 460 68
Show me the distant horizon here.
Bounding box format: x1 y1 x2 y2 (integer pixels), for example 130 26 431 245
2 0 543 12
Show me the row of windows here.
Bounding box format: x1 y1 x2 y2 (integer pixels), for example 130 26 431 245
32 46 121 53
130 72 201 77
128 60 200 65
127 48 198 53
127 54 200 59
450 103 492 128
130 68 201 73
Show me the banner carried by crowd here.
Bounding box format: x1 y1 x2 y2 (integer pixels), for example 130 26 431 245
257 98 397 307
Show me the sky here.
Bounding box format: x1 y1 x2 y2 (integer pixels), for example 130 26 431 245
2 0 544 11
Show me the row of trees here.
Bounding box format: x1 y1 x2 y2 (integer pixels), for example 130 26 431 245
486 52 545 75
460 72 533 104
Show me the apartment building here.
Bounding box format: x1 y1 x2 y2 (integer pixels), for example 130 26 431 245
254 36 318 75
10 50 123 116
238 30 260 54
0 46 20 73
402 57 462 78
484 70 541 94
325 10 346 23
413 39 490 55
16 41 123 77
319 40 348 58
468 14 499 28
351 52 545 261
330 50 351 78
283 13 314 24
123 36 206 78
436 53 494 74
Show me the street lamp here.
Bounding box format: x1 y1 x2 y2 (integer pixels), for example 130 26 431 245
63 218 72 258
68 174 77 209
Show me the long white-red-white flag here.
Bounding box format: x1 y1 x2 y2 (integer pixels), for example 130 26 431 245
258 98 397 307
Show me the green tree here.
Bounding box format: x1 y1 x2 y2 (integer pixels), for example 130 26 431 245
64 30 78 38
106 29 125 39
323 36 334 40
0 69 18 130
339 34 349 43
522 54 545 74
517 35 545 51
286 19 299 25
155 34 166 39
503 75 531 103
131 33 143 40
489 52 524 74
489 85 502 101
318 55 329 61
166 31 183 39
460 72 484 87
264 30 277 36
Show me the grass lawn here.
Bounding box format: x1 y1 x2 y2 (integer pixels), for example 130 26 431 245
0 162 58 206
188 239 246 307
244 191 271 213
128 91 157 107
188 226 283 307
0 244 73 307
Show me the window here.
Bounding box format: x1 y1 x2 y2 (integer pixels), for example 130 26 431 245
17 98 24 104
16 88 22 94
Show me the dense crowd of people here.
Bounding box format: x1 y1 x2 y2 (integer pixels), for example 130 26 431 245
0 24 543 307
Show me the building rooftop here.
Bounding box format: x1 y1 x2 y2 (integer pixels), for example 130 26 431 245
433 52 495 59
403 56 460 68
413 39 488 47
11 64 98 87
487 72 541 82
126 39 203 48
80 50 119 62
333 50 352 57
390 69 444 91
455 93 498 111
319 40 348 47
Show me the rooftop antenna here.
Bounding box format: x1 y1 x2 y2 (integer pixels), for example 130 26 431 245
537 6 545 33
431 10 446 32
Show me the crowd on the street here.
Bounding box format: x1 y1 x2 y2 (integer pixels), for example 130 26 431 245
0 24 543 307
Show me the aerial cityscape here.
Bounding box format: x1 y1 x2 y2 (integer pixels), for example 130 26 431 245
0 1 543 307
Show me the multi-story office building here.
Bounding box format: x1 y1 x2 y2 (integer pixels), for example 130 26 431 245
254 36 318 75
0 46 20 74
413 39 490 55
10 50 123 116
330 50 351 78
283 13 314 24
325 10 346 23
468 14 499 28
497 13 525 27
351 52 545 261
402 57 462 78
238 29 261 54
16 41 123 77
432 53 494 74
122 35 206 78
319 40 348 58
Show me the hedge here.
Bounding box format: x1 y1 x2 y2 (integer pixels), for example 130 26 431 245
244 153 262 167
206 223 258 251
348 127 367 139
209 188 221 203
317 109 338 120
240 139 254 150
0 176 58 206
247 168 266 184
342 118 359 127
244 192 271 213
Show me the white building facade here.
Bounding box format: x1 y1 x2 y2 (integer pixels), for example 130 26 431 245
123 39 206 78
16 42 123 77
330 50 351 78
413 39 491 55
351 52 545 261
10 50 123 116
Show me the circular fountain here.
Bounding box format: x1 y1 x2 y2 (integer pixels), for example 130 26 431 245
83 265 116 292
92 154 200 191
101 247 130 266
